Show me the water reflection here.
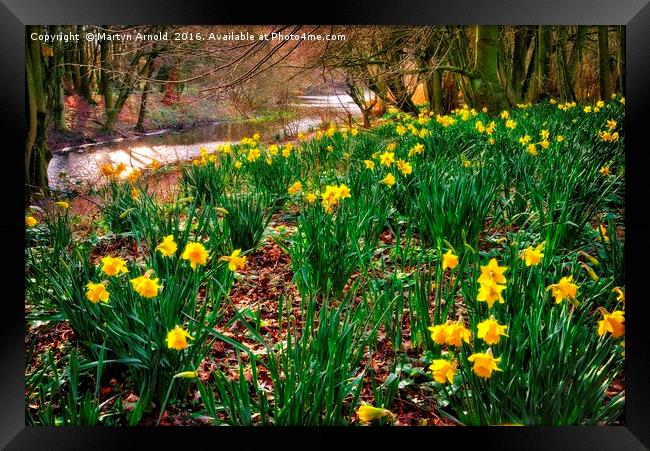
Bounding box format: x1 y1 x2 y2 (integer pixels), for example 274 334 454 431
48 94 357 190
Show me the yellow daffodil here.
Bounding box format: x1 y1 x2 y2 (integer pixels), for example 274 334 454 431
540 130 550 140
173 371 198 379
167 325 194 351
478 258 508 285
282 145 292 158
396 160 413 175
477 281 506 308
520 242 544 266
247 148 261 162
519 135 531 145
288 181 303 195
612 286 625 302
234 161 243 169
54 201 70 209
428 323 449 345
338 184 351 199
127 168 142 182
321 185 339 205
306 193 316 204
445 321 472 347
606 119 617 131
442 250 459 270
540 140 550 149
597 308 625 338
477 316 508 345
429 359 458 384
599 166 611 176
547 275 578 304
100 256 128 277
101 163 115 177
182 242 209 270
468 348 502 379
130 272 161 298
356 405 394 423
85 282 109 304
114 163 126 175
219 249 247 272
526 143 538 156
505 119 516 129
25 216 37 227
147 159 160 171
408 143 424 157
379 151 395 167
382 173 396 187
364 160 375 170
556 135 565 142
156 235 178 257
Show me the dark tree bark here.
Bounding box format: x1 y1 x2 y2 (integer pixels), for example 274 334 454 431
103 43 160 132
598 26 612 100
508 26 534 103
49 25 67 131
471 25 509 113
77 26 94 103
527 26 550 103
345 78 378 128
617 25 625 96
135 57 158 132
100 33 114 126
427 70 444 114
25 26 51 202
557 27 576 101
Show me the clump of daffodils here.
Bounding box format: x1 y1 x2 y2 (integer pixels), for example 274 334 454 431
476 258 508 308
320 183 351 213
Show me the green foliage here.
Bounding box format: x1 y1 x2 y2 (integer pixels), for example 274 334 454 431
219 189 273 252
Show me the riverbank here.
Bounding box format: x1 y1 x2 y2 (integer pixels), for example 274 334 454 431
48 90 298 153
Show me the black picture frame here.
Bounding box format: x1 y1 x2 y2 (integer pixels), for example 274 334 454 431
2 1 648 448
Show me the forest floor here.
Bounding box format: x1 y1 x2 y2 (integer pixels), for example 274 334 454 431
25 163 625 426
25 162 462 426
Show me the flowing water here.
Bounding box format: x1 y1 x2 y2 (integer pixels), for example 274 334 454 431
47 93 360 190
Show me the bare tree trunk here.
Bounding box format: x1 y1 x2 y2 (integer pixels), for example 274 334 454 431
598 25 612 100
77 26 94 102
557 27 576 101
427 70 444 114
135 57 157 132
617 25 625 96
527 26 549 103
345 79 377 128
50 25 67 131
25 26 50 201
472 25 509 112
509 26 533 103
100 34 113 126
103 46 159 132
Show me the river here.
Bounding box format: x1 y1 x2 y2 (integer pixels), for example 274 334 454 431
47 93 361 190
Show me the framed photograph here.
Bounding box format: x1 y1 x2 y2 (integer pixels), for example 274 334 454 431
3 0 648 448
